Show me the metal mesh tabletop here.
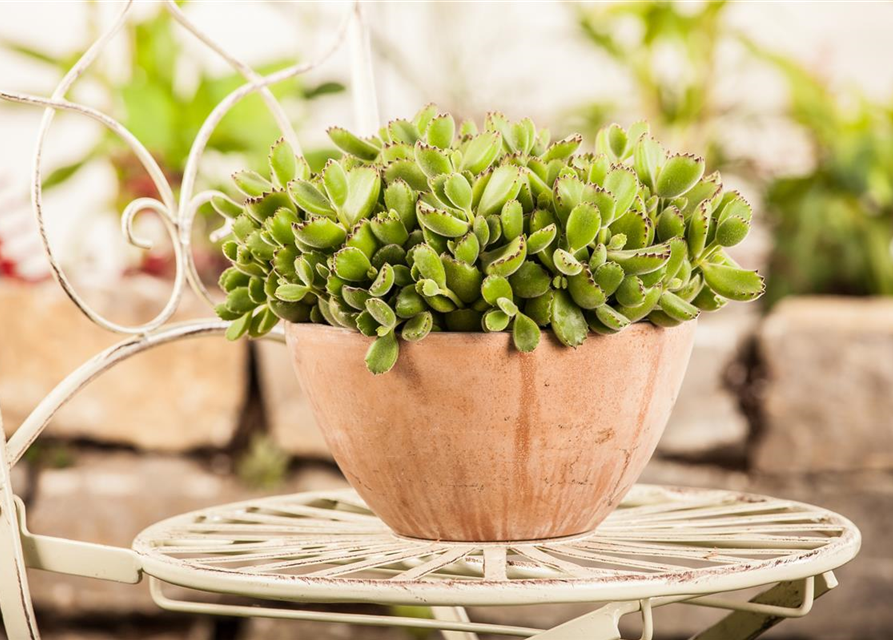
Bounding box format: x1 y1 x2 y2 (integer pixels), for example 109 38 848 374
132 484 860 607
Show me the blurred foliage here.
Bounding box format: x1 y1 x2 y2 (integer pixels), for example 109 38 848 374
574 1 731 167
0 3 343 278
23 441 76 470
575 1 893 302
753 48 893 302
2 5 343 189
235 434 290 490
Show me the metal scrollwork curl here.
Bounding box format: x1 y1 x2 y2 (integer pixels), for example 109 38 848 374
0 0 366 333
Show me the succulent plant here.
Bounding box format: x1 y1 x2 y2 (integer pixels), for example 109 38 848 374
214 105 763 374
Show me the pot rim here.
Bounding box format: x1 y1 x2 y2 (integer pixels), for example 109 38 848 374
285 319 695 345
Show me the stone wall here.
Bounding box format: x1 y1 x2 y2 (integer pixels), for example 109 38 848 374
1 280 891 640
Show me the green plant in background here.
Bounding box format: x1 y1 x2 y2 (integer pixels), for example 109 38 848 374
214 105 764 374
235 434 290 490
574 1 733 168
0 3 342 278
754 50 893 302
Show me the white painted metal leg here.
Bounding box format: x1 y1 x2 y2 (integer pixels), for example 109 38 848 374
431 606 479 640
689 573 837 640
530 599 655 640
0 416 40 639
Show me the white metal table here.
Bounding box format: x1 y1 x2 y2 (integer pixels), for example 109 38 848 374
130 484 858 639
3 468 862 639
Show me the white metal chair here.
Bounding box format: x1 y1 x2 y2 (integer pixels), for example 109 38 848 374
0 3 861 638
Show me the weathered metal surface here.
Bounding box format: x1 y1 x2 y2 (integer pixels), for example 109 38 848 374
0 419 39 639
132 485 861 607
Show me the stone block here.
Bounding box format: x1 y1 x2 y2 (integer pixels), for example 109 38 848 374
658 308 757 463
24 450 347 615
256 340 331 460
19 619 212 640
754 296 893 473
0 278 248 452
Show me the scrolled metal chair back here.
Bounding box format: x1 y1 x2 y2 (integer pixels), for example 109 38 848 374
0 3 377 635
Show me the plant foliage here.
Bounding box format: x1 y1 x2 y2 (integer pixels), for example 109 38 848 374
755 49 893 302
215 106 763 373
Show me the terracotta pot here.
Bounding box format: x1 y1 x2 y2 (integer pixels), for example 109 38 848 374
285 321 696 542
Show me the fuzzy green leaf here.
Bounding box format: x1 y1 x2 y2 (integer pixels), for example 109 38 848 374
396 285 428 318
527 224 557 254
656 154 705 199
616 275 646 307
384 160 428 191
211 194 243 219
566 202 601 251
225 312 252 340
232 170 271 197
687 201 711 258
328 127 380 161
478 166 523 217
541 134 582 162
341 167 381 227
411 244 447 287
501 200 524 241
270 139 298 187
593 261 625 296
365 298 397 329
293 218 346 249
480 235 527 277
460 132 502 174
426 113 455 149
567 267 607 309
442 255 483 303
596 304 631 332
290 180 335 217
402 311 433 341
609 208 653 250
700 262 765 301
415 143 452 178
334 246 375 281
509 261 551 298
657 205 685 241
365 330 400 375
417 203 470 238
483 309 511 332
450 231 480 264
551 289 588 347
607 245 671 275
249 306 279 337
604 167 638 218
512 312 541 352
633 136 666 189
444 173 472 211
274 284 309 303
553 248 584 276
369 263 396 297
481 274 513 305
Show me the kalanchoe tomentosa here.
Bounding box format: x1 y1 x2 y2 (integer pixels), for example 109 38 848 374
214 105 764 374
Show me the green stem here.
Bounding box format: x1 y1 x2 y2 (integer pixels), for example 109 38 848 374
692 242 721 269
441 287 465 309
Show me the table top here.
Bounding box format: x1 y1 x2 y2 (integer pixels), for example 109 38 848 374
132 484 861 607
